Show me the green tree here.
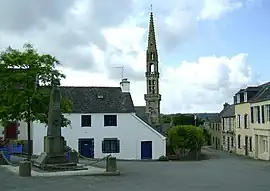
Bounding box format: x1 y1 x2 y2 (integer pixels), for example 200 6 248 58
167 125 205 159
161 113 204 126
0 43 72 160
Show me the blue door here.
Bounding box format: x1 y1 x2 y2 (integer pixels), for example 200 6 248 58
78 138 94 158
141 141 152 159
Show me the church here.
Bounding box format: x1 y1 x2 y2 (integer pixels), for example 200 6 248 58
29 10 167 160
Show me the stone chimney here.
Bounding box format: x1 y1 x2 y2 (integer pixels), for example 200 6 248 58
223 102 229 110
120 78 130 92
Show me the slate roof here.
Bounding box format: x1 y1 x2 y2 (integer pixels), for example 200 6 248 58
249 82 270 103
221 105 235 118
134 106 150 124
59 86 135 113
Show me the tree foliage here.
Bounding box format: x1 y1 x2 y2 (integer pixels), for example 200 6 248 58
0 43 72 127
167 125 205 154
161 114 204 127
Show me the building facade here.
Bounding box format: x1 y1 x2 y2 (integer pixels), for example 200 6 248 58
221 104 235 152
249 83 270 160
209 117 222 150
234 83 270 160
31 84 166 160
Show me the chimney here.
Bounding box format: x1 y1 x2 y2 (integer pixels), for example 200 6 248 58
120 78 130 92
223 102 229 110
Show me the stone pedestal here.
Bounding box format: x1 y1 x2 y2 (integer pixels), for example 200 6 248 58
43 135 67 164
19 161 31 177
106 157 117 172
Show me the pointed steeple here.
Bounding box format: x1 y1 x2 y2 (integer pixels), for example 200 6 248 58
147 6 157 53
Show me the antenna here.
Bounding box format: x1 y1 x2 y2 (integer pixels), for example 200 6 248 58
114 66 124 80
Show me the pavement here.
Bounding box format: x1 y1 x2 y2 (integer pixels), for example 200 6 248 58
1 148 270 191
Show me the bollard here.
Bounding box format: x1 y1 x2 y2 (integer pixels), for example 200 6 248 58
19 161 32 177
69 151 79 163
106 157 117 172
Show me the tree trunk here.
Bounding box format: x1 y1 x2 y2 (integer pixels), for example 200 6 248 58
27 121 31 161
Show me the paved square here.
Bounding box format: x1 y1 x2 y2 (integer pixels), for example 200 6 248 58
1 149 270 191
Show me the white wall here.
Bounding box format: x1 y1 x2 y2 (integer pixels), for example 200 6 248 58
32 113 166 160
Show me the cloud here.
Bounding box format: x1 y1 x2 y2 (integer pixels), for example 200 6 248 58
60 53 258 113
0 0 259 113
160 53 258 113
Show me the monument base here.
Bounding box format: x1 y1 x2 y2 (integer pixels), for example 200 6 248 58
34 135 74 170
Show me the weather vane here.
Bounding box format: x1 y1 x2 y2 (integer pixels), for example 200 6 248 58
150 4 152 12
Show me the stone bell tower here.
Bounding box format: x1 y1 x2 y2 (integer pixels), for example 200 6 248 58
144 10 161 126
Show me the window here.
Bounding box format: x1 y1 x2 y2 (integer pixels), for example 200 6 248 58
267 105 270 122
223 136 225 145
81 115 91 127
237 115 241 128
255 106 260 123
263 139 268 153
228 118 232 131
102 138 120 153
104 115 117 126
231 137 234 147
244 114 248 129
249 137 252 151
244 92 247 102
237 94 240 103
222 119 225 131
262 105 265 123
250 107 254 123
238 134 241 148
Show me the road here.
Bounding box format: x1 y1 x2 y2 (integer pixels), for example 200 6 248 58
1 148 270 191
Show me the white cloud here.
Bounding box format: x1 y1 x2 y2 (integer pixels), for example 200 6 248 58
199 0 243 20
60 52 257 114
0 0 259 113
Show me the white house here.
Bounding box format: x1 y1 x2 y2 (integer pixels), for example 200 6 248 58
32 79 167 160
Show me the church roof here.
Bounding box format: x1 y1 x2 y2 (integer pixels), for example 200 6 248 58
59 86 135 113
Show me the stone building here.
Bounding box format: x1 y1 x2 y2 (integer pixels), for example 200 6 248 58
220 104 235 152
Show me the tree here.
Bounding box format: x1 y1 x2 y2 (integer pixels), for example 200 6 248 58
167 125 205 159
161 113 204 126
0 43 72 160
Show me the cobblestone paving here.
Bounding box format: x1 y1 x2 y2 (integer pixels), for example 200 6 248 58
1 149 270 191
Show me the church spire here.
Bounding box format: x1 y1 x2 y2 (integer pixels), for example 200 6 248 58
147 5 157 53
144 6 161 127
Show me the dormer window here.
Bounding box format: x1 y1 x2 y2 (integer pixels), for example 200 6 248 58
237 94 240 104
97 95 103 99
244 92 247 102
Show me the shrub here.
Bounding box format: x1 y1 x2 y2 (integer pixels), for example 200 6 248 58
158 155 169 161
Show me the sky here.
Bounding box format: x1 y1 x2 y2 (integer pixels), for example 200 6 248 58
0 0 269 114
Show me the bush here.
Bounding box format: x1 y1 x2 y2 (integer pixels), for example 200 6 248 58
167 125 205 160
158 155 169 161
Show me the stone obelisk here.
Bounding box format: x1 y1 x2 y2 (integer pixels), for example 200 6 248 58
35 79 68 168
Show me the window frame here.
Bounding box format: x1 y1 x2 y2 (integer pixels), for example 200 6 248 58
262 105 265 123
237 114 241 128
102 138 120 153
244 114 248 129
250 107 254 123
249 137 252 151
238 134 241 148
267 105 270 122
81 115 92 127
104 115 117 127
